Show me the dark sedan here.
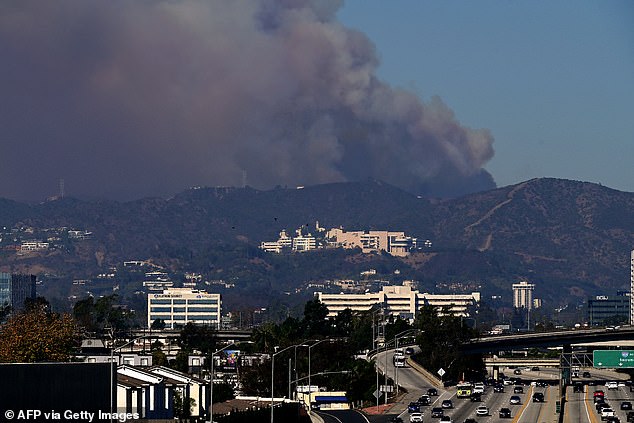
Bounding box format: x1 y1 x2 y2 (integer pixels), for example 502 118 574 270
499 408 512 418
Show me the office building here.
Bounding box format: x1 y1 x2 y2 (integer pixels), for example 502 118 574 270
0 273 36 311
512 281 535 309
147 288 221 329
588 293 630 326
316 285 480 319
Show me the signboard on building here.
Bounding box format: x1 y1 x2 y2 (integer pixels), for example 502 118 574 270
593 350 634 368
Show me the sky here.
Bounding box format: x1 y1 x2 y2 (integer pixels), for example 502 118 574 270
0 1 632 202
338 0 634 192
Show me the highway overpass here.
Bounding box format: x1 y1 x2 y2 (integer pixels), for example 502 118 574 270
463 326 634 354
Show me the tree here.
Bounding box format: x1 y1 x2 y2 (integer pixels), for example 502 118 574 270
0 308 81 362
173 389 196 421
177 322 217 355
301 299 330 337
72 294 134 335
413 305 484 382
150 318 166 330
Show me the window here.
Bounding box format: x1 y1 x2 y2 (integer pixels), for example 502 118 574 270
188 299 218 305
150 307 172 313
187 307 217 313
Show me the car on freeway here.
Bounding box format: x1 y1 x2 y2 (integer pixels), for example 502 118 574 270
408 402 420 413
606 381 618 390
418 395 431 406
409 412 423 423
510 395 521 405
513 369 522 375
431 407 444 418
596 402 610 413
494 385 504 393
601 408 615 420
499 408 512 418
463 419 478 423
428 388 438 396
513 386 524 394
583 371 592 378
627 411 634 422
473 383 485 394
389 417 404 423
470 393 482 402
475 405 489 416
533 392 545 402
405 347 415 355
622 401 633 410
439 417 453 423
441 400 453 409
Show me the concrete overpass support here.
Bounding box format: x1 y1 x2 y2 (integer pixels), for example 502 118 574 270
558 344 572 423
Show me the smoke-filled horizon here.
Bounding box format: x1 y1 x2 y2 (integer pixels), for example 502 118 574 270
0 0 495 202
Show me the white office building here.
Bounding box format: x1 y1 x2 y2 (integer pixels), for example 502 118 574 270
512 281 535 309
147 288 221 329
316 285 480 319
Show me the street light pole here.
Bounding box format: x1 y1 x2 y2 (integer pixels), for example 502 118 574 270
209 341 252 423
307 339 331 410
271 344 302 423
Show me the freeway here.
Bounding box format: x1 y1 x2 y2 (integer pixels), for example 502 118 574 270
466 326 634 353
365 347 631 423
318 409 370 423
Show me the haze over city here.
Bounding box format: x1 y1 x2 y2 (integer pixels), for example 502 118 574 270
1 0 632 201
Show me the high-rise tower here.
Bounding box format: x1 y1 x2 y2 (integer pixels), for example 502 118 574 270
512 280 535 309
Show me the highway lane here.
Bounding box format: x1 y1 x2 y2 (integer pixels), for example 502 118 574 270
566 385 601 423
374 349 444 417
317 409 371 423
373 351 630 423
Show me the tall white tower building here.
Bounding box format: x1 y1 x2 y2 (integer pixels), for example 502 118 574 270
630 250 634 325
512 281 535 309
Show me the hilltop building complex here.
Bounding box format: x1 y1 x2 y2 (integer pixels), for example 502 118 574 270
260 222 430 257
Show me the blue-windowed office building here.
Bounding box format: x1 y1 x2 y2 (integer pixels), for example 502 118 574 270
147 288 221 329
0 273 36 312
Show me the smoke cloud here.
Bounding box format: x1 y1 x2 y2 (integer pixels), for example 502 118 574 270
0 0 495 201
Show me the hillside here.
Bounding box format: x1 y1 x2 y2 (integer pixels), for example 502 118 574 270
0 178 632 313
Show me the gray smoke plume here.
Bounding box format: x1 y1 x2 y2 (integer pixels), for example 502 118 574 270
0 0 495 201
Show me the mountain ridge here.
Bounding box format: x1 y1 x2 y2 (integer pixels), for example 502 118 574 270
0 177 632 312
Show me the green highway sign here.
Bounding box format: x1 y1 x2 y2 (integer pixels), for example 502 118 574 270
593 350 634 368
